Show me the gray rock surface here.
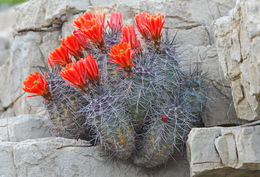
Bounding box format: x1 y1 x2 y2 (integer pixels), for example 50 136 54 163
14 0 90 33
0 6 15 41
0 114 51 142
0 137 189 177
187 121 260 177
215 0 260 121
0 6 15 66
0 30 60 116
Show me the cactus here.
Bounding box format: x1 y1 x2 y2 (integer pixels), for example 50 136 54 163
45 71 94 141
23 11 208 168
128 32 207 167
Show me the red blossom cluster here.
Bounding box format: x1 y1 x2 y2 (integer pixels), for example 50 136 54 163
23 10 166 99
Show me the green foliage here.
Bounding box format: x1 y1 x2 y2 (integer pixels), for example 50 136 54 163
0 0 27 5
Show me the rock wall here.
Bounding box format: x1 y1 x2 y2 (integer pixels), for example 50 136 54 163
2 0 260 176
215 0 260 121
0 137 189 177
0 7 15 69
187 121 260 177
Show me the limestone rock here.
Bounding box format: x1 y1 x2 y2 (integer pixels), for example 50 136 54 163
0 6 16 41
0 118 8 141
0 30 60 115
187 121 260 177
215 0 260 121
0 6 15 66
0 50 9 66
0 32 42 110
0 142 16 177
14 0 90 32
0 137 189 177
0 114 51 142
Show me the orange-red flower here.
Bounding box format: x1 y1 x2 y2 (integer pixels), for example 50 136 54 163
73 12 105 45
73 30 91 50
23 72 50 99
108 41 136 71
120 24 141 50
48 45 71 69
60 56 99 90
74 11 106 28
135 12 150 40
80 18 104 45
60 61 87 90
73 12 94 29
81 56 100 83
61 34 83 60
94 12 106 27
107 11 123 34
135 12 166 42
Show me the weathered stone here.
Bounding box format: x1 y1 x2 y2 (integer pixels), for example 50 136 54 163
0 137 189 177
61 14 79 38
0 32 43 109
214 134 237 166
215 0 260 121
0 6 16 41
12 95 47 116
0 7 14 66
187 122 260 177
0 30 61 115
0 142 16 177
0 107 15 119
14 0 90 32
0 37 9 50
0 50 9 66
0 114 51 142
0 118 8 141
8 114 51 142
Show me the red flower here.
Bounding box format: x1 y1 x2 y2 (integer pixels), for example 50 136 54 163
161 115 168 123
61 34 83 60
73 12 94 29
135 12 150 40
80 18 104 45
73 12 105 46
108 41 136 71
73 30 91 50
48 45 71 69
74 11 106 28
60 56 99 90
81 56 100 83
60 61 88 90
120 24 141 50
135 12 166 42
107 11 123 34
23 72 50 99
94 12 106 27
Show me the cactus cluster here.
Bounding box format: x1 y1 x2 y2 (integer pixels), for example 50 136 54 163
23 10 207 168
